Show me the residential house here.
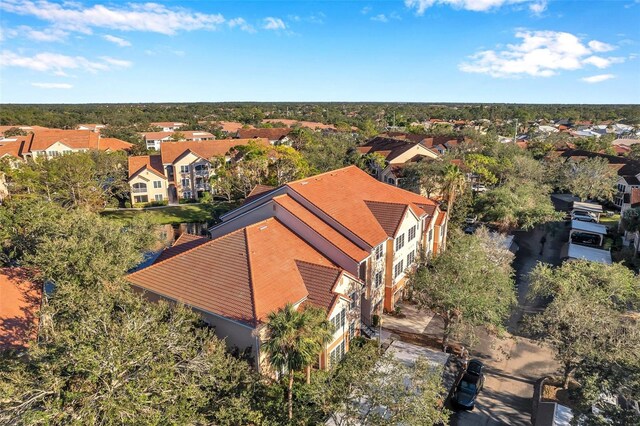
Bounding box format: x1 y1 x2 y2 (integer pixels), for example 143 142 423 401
209 166 447 323
20 130 132 160
261 119 343 132
0 268 42 351
149 121 185 132
0 125 52 137
357 135 439 186
128 220 363 372
141 130 215 151
127 138 270 204
198 121 251 135
236 128 292 145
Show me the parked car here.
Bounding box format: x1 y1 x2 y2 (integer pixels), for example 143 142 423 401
463 225 476 235
465 215 478 224
472 184 487 193
571 211 598 223
571 232 601 246
452 359 485 410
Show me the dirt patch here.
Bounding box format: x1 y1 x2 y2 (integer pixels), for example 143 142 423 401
542 382 574 407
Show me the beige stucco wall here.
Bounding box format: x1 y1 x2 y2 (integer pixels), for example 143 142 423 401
31 141 87 159
389 145 438 164
129 169 168 205
172 153 212 199
0 172 8 202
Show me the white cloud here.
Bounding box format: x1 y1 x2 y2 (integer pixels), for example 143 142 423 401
459 30 624 78
31 82 73 89
0 50 130 74
1 25 69 42
228 17 255 33
103 34 131 47
405 0 530 14
371 14 389 22
0 0 226 35
588 40 615 52
361 6 372 14
529 0 547 15
263 17 285 30
581 74 615 83
99 56 132 68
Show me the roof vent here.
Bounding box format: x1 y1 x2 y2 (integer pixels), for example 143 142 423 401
259 225 268 231
300 181 308 185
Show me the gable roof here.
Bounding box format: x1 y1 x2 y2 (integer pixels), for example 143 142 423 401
0 137 29 159
560 149 640 178
0 268 41 351
295 260 342 312
23 130 132 153
284 166 437 247
364 200 409 237
358 136 429 162
243 184 276 205
128 218 340 325
237 128 292 140
128 155 165 179
160 138 270 164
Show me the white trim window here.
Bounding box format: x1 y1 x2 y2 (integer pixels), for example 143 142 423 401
154 194 164 201
375 244 384 260
394 260 404 279
408 225 417 242
330 340 346 365
407 250 416 266
331 309 346 330
374 271 383 288
180 165 189 173
153 180 162 189
395 234 405 251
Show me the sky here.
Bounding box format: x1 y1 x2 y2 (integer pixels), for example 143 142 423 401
0 0 639 104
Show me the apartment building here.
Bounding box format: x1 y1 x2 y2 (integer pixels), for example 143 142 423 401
127 138 270 205
149 121 185 132
128 220 363 372
141 130 215 150
209 166 447 323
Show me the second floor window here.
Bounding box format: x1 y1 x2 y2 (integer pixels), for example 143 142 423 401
428 229 433 242
349 291 358 310
374 271 383 288
375 244 383 260
153 181 162 189
407 250 415 266
132 182 147 193
331 309 346 330
395 234 405 251
394 260 404 279
181 178 190 188
180 165 189 173
408 225 417 242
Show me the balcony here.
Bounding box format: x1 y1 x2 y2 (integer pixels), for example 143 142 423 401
131 187 147 194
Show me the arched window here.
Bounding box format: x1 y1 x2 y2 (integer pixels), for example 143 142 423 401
387 177 395 185
132 182 147 193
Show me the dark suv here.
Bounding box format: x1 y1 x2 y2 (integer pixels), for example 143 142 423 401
452 359 485 410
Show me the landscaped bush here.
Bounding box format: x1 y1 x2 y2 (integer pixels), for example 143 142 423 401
179 198 198 204
132 200 168 208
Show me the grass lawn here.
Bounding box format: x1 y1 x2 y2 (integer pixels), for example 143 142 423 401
101 203 236 225
600 213 620 231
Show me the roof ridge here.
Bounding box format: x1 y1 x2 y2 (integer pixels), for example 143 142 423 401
285 165 360 187
364 199 410 207
128 228 242 277
294 259 343 273
244 227 259 325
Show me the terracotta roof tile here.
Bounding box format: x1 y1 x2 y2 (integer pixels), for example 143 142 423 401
24 130 131 152
0 268 41 350
129 218 339 324
152 233 208 264
0 138 28 159
128 155 165 178
285 166 437 247
631 188 640 207
295 260 341 312
273 194 370 262
237 128 292 140
364 201 408 237
160 139 270 164
243 184 276 205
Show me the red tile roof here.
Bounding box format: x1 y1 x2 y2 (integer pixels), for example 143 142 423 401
237 128 292 140
152 233 208 264
285 166 437 247
243 184 276 205
0 268 41 351
631 188 640 208
160 139 270 164
262 119 337 131
364 200 408 237
128 218 340 324
295 260 342 312
0 137 28 159
128 155 165 178
24 130 132 152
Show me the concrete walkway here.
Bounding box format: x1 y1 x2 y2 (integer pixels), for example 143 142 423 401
381 302 433 335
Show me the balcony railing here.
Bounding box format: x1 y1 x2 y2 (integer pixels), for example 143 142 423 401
131 188 147 194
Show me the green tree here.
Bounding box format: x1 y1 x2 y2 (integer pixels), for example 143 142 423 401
558 157 617 201
399 160 446 198
526 261 640 388
477 180 562 231
621 207 640 232
263 303 333 421
410 228 516 350
441 163 465 215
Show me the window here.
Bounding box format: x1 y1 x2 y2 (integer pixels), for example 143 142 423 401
408 225 417 242
375 244 383 260
374 271 383 288
331 309 346 331
48 151 60 157
395 234 405 251
181 178 190 188
349 322 356 340
194 164 208 173
183 191 192 199
134 195 148 203
132 182 147 193
180 165 189 173
428 229 433 242
63 150 72 155
394 260 404 279
359 262 367 280
407 250 415 266
349 291 358 310
153 180 162 189
154 194 163 201
330 340 346 365
387 178 395 185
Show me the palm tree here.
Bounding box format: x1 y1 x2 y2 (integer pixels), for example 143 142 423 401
263 303 333 421
441 163 465 215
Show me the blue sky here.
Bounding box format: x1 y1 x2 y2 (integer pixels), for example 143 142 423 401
1 0 639 104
